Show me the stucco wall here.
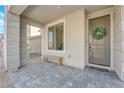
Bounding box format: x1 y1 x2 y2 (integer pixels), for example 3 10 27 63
42 9 85 69
4 6 20 70
114 6 124 81
20 16 43 65
29 36 41 54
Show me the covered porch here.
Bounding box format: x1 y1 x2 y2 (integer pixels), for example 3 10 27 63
3 5 124 83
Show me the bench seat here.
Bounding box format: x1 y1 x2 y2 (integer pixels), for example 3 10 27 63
43 55 63 66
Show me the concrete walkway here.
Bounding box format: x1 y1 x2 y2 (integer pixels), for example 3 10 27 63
8 61 124 88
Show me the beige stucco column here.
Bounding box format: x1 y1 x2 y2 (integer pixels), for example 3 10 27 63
4 6 20 70
114 5 124 81
120 6 124 81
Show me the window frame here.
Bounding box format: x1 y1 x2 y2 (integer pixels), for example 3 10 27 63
46 19 65 54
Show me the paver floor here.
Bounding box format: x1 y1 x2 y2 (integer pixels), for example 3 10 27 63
8 61 124 88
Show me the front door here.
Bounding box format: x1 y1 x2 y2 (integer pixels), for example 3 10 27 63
89 15 110 67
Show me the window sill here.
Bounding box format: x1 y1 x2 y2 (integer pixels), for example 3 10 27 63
46 49 65 54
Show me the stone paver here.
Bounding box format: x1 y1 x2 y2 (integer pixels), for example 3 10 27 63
8 61 124 88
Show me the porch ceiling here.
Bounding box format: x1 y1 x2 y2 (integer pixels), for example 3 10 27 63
22 5 113 24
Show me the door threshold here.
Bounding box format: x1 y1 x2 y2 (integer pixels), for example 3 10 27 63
85 65 111 72
87 63 112 70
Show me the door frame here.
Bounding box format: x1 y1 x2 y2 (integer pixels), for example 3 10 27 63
86 7 114 70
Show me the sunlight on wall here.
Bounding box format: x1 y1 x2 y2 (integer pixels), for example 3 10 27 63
30 26 41 36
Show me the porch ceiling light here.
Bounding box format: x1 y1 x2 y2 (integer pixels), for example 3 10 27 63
56 6 62 9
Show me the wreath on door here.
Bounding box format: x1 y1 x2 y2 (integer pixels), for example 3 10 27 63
91 26 106 40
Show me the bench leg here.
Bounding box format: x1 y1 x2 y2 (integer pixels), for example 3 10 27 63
43 56 46 62
43 56 48 62
57 58 63 66
43 56 45 61
46 57 48 62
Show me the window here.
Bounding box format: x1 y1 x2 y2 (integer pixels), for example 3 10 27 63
27 25 41 37
48 26 54 50
26 24 41 59
47 21 64 51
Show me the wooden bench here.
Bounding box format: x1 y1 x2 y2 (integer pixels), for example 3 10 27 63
43 55 63 66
